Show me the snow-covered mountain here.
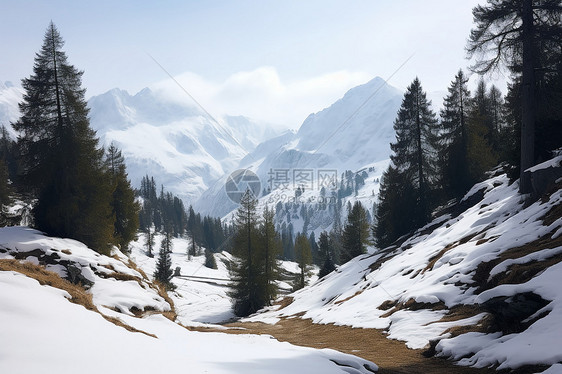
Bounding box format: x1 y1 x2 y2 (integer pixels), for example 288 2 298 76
0 81 23 138
0 81 285 204
88 88 284 204
194 77 403 218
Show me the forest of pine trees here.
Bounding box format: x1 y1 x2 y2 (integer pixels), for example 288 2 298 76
375 0 562 248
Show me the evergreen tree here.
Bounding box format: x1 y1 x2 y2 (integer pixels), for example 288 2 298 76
308 231 320 265
439 69 472 198
204 248 217 269
488 84 505 153
0 126 18 182
293 232 312 290
13 23 113 253
374 165 416 248
144 226 155 258
0 159 11 224
341 201 370 263
318 231 336 278
384 78 439 232
466 80 498 183
260 205 281 304
104 144 139 250
229 189 265 316
154 229 174 288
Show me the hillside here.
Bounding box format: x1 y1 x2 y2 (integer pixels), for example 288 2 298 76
240 156 562 372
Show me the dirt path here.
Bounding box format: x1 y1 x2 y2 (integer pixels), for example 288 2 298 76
191 317 496 374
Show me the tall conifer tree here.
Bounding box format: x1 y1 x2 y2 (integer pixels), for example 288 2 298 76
229 189 265 316
389 78 439 226
14 23 114 253
439 69 472 198
467 0 562 193
154 229 174 287
341 201 370 263
260 205 281 304
105 143 139 250
293 233 312 290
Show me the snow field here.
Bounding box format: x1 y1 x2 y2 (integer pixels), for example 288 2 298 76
0 227 377 373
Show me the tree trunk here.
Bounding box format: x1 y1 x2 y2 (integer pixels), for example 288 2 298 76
519 0 536 194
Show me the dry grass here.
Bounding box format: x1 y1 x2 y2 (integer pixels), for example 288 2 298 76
0 259 96 311
153 280 177 321
0 259 157 338
191 318 496 374
101 315 157 338
274 296 294 309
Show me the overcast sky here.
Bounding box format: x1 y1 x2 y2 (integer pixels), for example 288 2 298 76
1 0 508 129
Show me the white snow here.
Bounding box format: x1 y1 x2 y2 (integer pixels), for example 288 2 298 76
0 227 377 374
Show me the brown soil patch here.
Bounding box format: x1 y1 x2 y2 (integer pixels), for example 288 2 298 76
191 318 495 374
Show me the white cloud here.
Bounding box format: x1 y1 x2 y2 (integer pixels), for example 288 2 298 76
151 67 372 130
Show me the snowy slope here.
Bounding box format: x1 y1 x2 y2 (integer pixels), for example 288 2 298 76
0 81 23 138
88 87 284 204
0 226 377 374
246 157 562 371
195 77 403 218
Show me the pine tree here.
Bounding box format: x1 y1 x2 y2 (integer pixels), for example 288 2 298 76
374 164 417 248
145 226 155 258
260 205 281 304
105 143 139 250
439 69 472 198
466 80 498 183
0 159 11 224
153 229 174 288
293 232 312 290
13 23 113 253
387 78 440 230
341 201 370 263
229 189 265 316
318 231 336 278
204 248 217 269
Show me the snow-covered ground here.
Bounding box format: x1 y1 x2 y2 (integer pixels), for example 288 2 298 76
0 227 377 373
129 234 236 326
128 233 317 326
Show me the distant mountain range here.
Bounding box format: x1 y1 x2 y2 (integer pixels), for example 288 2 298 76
194 77 403 217
87 87 283 203
1 76 404 220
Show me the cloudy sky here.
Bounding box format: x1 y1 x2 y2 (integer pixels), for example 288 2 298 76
1 0 507 128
